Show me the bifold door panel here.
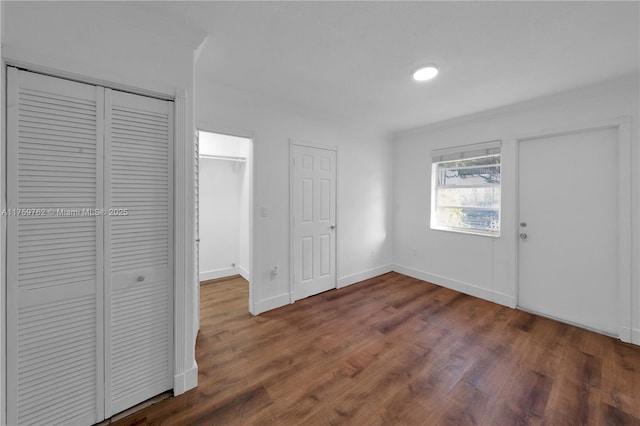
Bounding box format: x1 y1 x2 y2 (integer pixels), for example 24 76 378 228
7 69 104 425
104 89 173 416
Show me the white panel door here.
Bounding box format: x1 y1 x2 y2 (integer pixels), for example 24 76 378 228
518 127 618 334
292 144 337 301
7 68 104 425
104 89 173 416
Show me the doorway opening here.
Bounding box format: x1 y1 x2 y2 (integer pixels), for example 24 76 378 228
197 130 253 313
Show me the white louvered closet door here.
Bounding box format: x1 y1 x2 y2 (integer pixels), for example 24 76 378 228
7 68 174 424
104 89 173 416
7 68 105 425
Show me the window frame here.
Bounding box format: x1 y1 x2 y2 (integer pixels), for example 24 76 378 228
430 141 502 238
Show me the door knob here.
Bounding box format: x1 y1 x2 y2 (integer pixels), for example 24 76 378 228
519 233 528 240
330 224 336 230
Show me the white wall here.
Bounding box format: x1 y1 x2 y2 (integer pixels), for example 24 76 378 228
200 131 251 158
199 159 243 279
197 77 394 314
2 2 202 97
2 1 205 398
393 74 640 344
198 132 251 281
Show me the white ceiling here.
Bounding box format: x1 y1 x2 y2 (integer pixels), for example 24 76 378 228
154 1 639 133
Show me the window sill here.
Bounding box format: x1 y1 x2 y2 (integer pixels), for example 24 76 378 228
430 226 501 239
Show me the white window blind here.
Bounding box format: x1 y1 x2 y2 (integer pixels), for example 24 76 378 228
431 140 501 162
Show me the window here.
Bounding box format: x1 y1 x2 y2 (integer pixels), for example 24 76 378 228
431 141 501 236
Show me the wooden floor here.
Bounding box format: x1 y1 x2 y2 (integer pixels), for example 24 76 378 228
113 272 640 425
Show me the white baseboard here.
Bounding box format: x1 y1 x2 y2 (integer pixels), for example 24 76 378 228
200 267 237 281
620 326 640 345
173 363 198 395
251 264 519 315
392 264 514 308
254 293 290 315
619 325 632 343
337 264 393 288
238 265 250 282
492 291 517 308
252 265 394 315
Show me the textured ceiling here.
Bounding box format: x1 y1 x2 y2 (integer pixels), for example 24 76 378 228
154 1 639 133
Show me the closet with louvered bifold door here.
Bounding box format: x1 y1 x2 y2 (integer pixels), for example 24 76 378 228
6 67 174 425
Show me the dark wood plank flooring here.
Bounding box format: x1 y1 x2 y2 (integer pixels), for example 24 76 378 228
113 272 640 425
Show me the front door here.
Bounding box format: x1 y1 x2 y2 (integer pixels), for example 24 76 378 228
517 126 618 335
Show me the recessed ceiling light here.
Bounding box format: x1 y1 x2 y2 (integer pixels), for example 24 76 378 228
413 65 439 82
